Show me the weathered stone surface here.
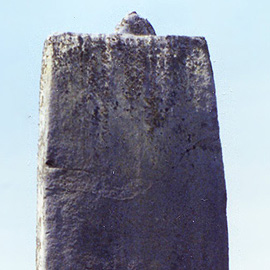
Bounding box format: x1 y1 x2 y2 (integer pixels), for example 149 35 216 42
37 17 228 270
115 11 156 35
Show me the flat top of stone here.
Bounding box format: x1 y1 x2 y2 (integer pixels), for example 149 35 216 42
115 11 156 35
46 32 206 47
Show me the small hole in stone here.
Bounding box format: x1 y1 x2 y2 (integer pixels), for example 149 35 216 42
45 159 54 167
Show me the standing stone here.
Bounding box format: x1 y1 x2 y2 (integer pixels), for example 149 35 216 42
37 12 228 270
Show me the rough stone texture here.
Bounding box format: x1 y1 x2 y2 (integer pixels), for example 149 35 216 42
115 12 156 35
37 20 228 270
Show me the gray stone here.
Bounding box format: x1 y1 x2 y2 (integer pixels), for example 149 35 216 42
115 11 156 35
37 13 228 270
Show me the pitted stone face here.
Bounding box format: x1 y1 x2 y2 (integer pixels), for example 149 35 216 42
115 11 156 35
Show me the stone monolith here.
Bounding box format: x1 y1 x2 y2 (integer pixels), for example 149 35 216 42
37 12 228 270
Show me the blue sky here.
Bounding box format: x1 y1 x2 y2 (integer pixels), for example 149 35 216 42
0 0 270 269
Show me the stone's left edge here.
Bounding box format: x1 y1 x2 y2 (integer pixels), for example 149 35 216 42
36 37 55 270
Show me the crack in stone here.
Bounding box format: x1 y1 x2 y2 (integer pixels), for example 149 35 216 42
45 162 92 175
44 164 153 200
45 187 90 194
178 135 220 164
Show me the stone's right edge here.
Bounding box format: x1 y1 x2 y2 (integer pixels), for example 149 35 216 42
159 35 229 269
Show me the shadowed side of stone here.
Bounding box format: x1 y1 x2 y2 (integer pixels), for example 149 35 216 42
37 31 228 269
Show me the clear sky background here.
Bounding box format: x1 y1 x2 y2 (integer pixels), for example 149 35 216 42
0 0 269 269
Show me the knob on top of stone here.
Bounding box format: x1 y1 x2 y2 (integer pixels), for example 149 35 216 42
115 11 156 35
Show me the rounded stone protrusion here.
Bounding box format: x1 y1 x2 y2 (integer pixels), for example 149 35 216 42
115 11 156 35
